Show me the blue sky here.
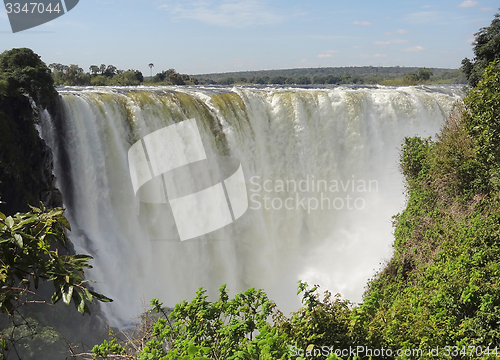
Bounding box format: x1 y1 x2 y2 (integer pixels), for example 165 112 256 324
0 0 498 75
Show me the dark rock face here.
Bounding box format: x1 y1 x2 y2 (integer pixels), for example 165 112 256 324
0 94 63 215
38 136 64 209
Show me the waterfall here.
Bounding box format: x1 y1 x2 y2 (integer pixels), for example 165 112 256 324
41 85 463 328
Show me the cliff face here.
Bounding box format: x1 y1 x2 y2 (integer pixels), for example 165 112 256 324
0 94 62 215
0 94 111 359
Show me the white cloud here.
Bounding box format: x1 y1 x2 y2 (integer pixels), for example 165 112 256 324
458 1 478 8
374 39 409 46
374 54 386 58
402 46 425 52
384 29 408 35
352 45 362 49
318 54 332 58
480 7 494 11
159 0 283 27
353 21 371 26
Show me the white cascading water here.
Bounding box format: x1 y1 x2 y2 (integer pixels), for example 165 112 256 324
41 85 463 328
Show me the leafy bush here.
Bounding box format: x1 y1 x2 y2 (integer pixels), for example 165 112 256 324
91 286 291 360
0 204 111 315
400 136 432 183
462 62 500 191
0 203 112 359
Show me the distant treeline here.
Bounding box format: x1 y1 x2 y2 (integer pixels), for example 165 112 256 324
195 66 467 85
47 63 467 86
48 63 199 86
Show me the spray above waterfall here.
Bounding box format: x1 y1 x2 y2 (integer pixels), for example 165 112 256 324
40 85 463 328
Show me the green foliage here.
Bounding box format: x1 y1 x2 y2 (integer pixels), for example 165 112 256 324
462 62 500 191
0 48 56 108
0 204 111 315
65 64 91 85
0 204 111 359
400 137 432 182
392 68 435 85
146 69 198 86
0 315 62 359
418 68 433 81
430 103 485 201
461 10 500 87
145 286 286 359
108 70 143 86
278 282 353 359
88 282 360 360
49 63 92 85
91 285 293 360
295 76 311 85
92 339 127 359
48 63 198 86
91 75 109 86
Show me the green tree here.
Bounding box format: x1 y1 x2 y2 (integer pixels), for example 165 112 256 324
403 72 419 85
278 282 353 360
151 69 177 83
91 75 108 86
104 65 116 78
132 69 143 83
0 48 56 108
48 63 65 72
417 67 433 81
296 76 311 85
0 204 112 315
325 74 340 84
0 204 112 358
89 65 100 75
254 77 266 84
312 75 326 84
63 64 91 85
90 286 292 360
148 63 154 78
169 72 186 85
110 70 142 86
48 63 67 85
218 77 234 85
461 10 500 87
269 75 285 84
